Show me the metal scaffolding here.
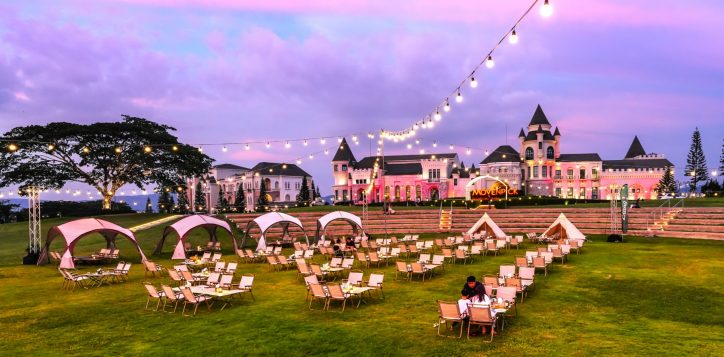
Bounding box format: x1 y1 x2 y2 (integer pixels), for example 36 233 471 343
28 186 42 254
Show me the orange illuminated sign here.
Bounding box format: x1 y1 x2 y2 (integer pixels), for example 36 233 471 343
470 186 519 200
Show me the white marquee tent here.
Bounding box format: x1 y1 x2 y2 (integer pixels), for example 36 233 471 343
315 211 364 242
242 212 309 251
542 213 586 240
466 213 507 238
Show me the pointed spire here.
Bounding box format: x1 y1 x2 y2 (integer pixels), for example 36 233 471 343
529 104 551 126
460 161 466 169
332 138 357 162
554 126 561 136
537 124 543 132
518 128 525 138
624 136 646 159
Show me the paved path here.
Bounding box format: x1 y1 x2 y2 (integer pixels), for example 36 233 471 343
129 215 182 232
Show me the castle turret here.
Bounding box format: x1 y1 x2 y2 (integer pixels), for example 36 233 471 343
331 138 356 202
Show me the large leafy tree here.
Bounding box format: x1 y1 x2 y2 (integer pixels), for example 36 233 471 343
656 166 677 197
685 127 708 192
0 116 213 210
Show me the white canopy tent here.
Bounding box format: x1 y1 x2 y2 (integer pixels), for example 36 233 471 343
242 212 309 251
542 213 586 240
466 213 507 238
315 211 364 243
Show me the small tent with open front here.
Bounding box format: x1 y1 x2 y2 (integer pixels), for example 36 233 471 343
315 211 364 242
153 214 237 260
242 212 309 251
38 218 147 269
466 213 507 238
542 213 586 240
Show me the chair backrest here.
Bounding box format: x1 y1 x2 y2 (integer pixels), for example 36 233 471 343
180 288 197 303
219 274 233 287
175 264 189 272
215 261 226 271
115 262 125 270
304 250 314 258
342 258 354 269
181 270 194 282
519 266 535 280
432 255 444 265
398 244 408 253
295 258 307 266
327 284 345 299
298 262 310 274
497 286 516 301
311 264 323 275
419 253 431 263
144 283 160 298
505 277 522 289
487 242 497 250
309 283 327 298
202 252 211 260
526 251 538 260
240 274 254 288
537 247 548 253
396 261 408 272
515 256 528 267
533 256 546 267
266 256 278 264
484 284 494 296
207 272 220 285
408 244 418 253
368 273 384 287
273 246 282 254
168 269 182 282
265 246 274 253
455 249 466 259
294 250 304 258
442 248 452 257
214 242 221 249
212 253 222 261
161 285 178 301
245 249 256 258
410 262 424 273
226 262 238 272
330 257 342 267
206 241 214 248
499 265 516 277
234 249 244 258
425 241 434 249
356 252 367 261
390 247 400 256
123 263 132 272
552 248 563 256
496 239 506 248
483 275 499 287
540 252 553 263
294 242 302 250
560 245 571 254
278 256 289 264
471 245 482 254
438 300 461 320
304 274 319 286
468 305 493 323
348 271 363 285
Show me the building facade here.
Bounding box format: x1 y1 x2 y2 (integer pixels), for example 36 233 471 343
188 162 314 212
332 105 674 203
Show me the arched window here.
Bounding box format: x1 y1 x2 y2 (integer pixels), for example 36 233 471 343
274 181 279 189
525 147 534 160
284 194 290 201
547 146 554 159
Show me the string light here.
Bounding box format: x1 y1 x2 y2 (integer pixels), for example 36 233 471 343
222 145 228 152
541 0 553 17
8 143 18 152
449 144 454 150
303 140 308 146
285 141 291 149
337 137 343 143
434 109 442 121
114 147 122 154
172 145 178 152
456 90 463 103
444 99 451 112
198 146 203 153
82 146 90 154
433 141 438 148
244 144 250 151
296 159 302 165
266 142 271 149
407 143 412 149
144 146 152 153
509 29 519 44
324 149 329 155
466 148 472 155
320 138 326 145
486 55 495 69
470 75 478 88
47 143 55 151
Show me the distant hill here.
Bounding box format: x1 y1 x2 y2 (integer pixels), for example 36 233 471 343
2 194 160 212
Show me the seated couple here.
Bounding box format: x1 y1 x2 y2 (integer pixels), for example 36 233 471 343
457 276 496 336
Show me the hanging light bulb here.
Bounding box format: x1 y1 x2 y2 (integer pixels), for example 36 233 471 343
407 143 412 149
485 150 490 156
509 29 519 44
266 142 271 148
244 144 250 151
421 122 428 129
282 164 287 169
444 99 451 112
82 146 90 154
324 149 329 155
320 138 326 145
434 109 442 121
428 119 434 128
486 55 495 69
466 147 472 155
413 123 419 131
172 145 178 152
352 135 358 142
540 0 553 17
47 143 55 151
415 139 420 145
470 75 478 88
337 137 343 143
296 159 302 165
309 154 314 159
197 146 203 153
114 147 122 154
419 149 425 154
449 144 454 150
456 90 463 103
303 139 308 146
222 145 228 152
433 141 438 148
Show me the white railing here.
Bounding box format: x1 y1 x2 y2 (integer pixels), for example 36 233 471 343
646 198 685 232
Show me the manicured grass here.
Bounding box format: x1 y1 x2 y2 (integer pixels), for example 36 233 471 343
0 214 722 356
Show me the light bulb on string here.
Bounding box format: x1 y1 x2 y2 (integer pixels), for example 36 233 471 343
419 149 425 154
415 139 420 145
222 145 228 152
352 135 358 142
449 144 454 150
428 119 434 128
172 145 178 152
47 143 55 151
485 150 490 156
421 122 427 129
337 137 343 143
486 55 495 69
303 139 308 146
509 29 519 44
444 99 451 112
466 148 472 155
540 0 553 17
296 159 302 165
266 142 271 149
285 141 291 149
324 149 329 155
244 144 250 151
455 90 463 103
320 138 326 145
114 147 122 154
82 146 90 154
197 146 203 153
407 143 412 150
434 109 442 121
309 154 314 159
413 123 419 131
433 141 438 148
470 75 478 88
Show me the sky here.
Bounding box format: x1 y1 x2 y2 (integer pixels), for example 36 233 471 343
1 0 723 199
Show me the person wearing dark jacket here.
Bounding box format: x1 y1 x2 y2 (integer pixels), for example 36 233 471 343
461 276 486 301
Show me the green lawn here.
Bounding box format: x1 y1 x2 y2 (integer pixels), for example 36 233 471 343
0 214 722 356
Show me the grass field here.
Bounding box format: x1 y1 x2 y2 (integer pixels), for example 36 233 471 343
0 214 723 356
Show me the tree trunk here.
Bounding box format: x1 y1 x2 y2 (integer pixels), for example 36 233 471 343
102 194 114 211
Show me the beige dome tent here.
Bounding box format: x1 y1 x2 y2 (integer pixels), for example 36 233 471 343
542 213 586 240
466 213 507 238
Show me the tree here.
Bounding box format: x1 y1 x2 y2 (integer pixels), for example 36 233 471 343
0 116 213 210
157 188 171 213
701 179 722 195
316 186 321 200
720 138 723 173
194 182 206 212
145 197 153 213
685 127 708 192
216 186 228 212
656 166 677 197
257 179 269 212
296 176 311 206
176 187 189 214
168 192 175 213
234 183 246 212
0 200 19 223
310 180 317 200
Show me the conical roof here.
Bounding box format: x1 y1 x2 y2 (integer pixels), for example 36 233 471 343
332 138 357 162
518 128 525 137
529 104 551 126
554 127 561 136
624 136 646 159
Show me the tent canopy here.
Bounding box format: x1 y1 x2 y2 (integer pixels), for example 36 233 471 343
242 212 309 251
543 213 586 240
153 214 237 259
39 218 147 269
466 213 507 238
315 211 363 241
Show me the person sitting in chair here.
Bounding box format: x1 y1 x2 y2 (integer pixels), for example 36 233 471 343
458 276 493 335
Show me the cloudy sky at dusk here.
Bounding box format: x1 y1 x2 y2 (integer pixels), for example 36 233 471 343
1 0 723 198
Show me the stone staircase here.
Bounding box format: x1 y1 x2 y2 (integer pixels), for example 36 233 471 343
439 210 453 231
226 206 724 240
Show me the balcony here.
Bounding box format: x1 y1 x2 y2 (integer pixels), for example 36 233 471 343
428 178 441 183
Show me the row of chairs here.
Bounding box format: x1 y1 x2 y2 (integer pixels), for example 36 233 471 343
143 276 254 316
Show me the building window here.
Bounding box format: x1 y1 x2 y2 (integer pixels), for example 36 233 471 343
555 187 562 197
579 187 586 199
592 187 599 200
334 165 338 172
547 146 554 159
416 185 422 200
428 169 441 181
567 169 574 180
342 164 348 171
580 169 586 180
335 190 339 201
542 166 548 178
533 166 539 178
343 190 348 201
555 170 561 179
274 181 279 190
405 186 411 200
592 169 599 179
538 142 543 150
284 194 290 201
454 178 458 186
567 187 574 197
525 147 534 160
394 186 401 202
